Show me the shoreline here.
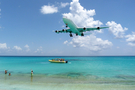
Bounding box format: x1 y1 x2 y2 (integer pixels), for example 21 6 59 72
0 73 135 90
1 83 135 90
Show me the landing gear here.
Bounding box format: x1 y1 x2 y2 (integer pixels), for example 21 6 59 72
70 33 73 37
66 23 68 28
76 33 78 36
81 33 84 36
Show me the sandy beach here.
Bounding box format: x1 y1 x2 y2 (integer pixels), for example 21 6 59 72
0 73 135 90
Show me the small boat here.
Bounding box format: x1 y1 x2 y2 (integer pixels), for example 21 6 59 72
49 58 68 63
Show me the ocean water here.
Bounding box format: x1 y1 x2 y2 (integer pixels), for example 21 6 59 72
0 56 135 90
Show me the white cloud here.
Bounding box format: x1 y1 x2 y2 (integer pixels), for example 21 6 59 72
125 32 135 46
13 46 22 51
106 21 128 38
35 46 43 53
40 5 58 14
62 0 113 52
24 44 30 52
0 43 8 49
24 44 29 48
125 32 135 42
61 2 69 8
62 0 103 28
65 35 113 51
127 43 135 46
0 43 11 53
64 40 68 44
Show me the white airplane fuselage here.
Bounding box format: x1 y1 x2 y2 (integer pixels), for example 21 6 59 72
63 17 81 35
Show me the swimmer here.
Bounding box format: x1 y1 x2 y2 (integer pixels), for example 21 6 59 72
9 73 11 76
31 69 33 77
5 70 8 74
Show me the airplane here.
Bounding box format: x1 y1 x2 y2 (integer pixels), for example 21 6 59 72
55 17 109 37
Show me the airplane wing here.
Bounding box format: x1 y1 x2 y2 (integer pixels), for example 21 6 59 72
77 27 109 32
55 29 71 33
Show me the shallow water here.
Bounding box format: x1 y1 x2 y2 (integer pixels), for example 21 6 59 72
0 56 135 90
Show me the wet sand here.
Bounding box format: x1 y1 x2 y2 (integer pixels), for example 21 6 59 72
0 73 135 90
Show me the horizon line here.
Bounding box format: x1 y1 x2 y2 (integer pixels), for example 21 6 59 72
0 55 135 57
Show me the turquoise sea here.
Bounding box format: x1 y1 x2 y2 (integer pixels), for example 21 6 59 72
0 56 135 90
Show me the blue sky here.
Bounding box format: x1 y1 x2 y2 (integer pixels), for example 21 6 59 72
0 0 135 56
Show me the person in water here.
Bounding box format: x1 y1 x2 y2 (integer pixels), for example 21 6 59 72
31 69 33 77
9 73 11 76
5 70 7 74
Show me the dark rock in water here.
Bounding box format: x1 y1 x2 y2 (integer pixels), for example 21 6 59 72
115 75 135 79
85 74 99 79
18 72 23 73
115 75 126 79
85 74 92 76
55 72 83 76
43 73 49 76
67 73 82 77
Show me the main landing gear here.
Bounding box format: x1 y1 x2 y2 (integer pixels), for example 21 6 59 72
70 33 73 37
69 33 84 37
81 33 84 36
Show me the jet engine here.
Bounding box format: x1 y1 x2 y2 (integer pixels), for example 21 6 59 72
55 30 59 33
97 27 100 29
83 27 86 30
